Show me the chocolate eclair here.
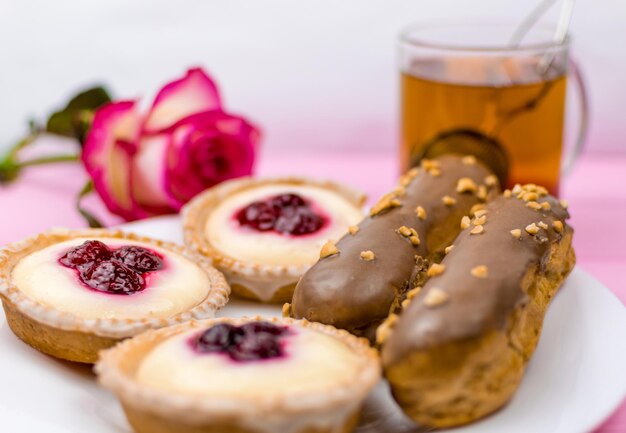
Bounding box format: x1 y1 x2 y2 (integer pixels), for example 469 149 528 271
290 155 499 338
380 185 575 428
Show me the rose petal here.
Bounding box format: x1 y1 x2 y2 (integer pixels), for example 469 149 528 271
82 101 146 221
143 68 221 133
163 111 259 208
130 134 174 215
160 124 196 210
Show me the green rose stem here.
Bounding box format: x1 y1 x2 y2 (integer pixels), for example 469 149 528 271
0 146 103 228
0 85 112 227
11 154 79 167
0 147 79 184
76 180 104 229
0 145 101 227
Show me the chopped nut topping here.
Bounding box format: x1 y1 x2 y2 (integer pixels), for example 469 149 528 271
525 183 538 192
387 313 399 326
398 168 419 187
407 167 419 178
553 220 564 233
415 205 427 220
320 241 339 258
360 250 375 261
444 245 454 254
473 215 487 226
522 192 538 202
348 225 359 235
375 314 398 345
406 287 422 299
281 303 291 318
471 265 488 278
473 209 488 218
401 299 411 309
510 229 522 239
399 170 418 187
503 189 512 198
484 175 499 187
393 186 407 197
456 215 470 230
409 235 421 246
442 195 457 206
560 199 569 209
421 159 442 176
370 193 402 216
538 221 549 230
526 201 543 210
541 201 552 210
470 225 484 235
470 203 486 215
456 177 478 193
420 159 439 170
512 184 523 195
424 288 449 307
536 186 549 196
462 155 477 165
427 263 446 277
525 223 540 235
398 226 412 237
477 185 488 201
460 215 471 229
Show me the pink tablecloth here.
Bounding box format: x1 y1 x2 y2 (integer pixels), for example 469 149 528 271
0 148 624 432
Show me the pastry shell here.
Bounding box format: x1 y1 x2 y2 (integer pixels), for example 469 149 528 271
182 177 366 304
96 316 381 433
0 228 230 363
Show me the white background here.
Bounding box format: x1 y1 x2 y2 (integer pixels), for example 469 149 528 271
0 0 624 154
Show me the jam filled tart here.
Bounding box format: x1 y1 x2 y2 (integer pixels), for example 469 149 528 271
0 229 229 363
183 177 365 303
96 317 380 433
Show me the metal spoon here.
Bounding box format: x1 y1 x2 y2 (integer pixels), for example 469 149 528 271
509 0 576 75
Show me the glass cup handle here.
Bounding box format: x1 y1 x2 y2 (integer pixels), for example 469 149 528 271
562 58 590 175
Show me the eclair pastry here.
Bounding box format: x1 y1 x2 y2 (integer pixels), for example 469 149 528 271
380 184 575 427
290 155 499 338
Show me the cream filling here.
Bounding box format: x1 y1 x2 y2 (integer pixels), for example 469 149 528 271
136 326 360 398
205 184 363 266
12 237 211 320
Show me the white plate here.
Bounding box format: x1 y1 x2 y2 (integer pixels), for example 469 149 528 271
1 216 625 433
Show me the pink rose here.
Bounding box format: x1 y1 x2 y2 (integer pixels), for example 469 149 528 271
82 68 259 221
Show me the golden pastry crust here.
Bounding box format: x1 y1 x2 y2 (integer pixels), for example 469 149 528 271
182 176 366 304
0 228 230 363
381 187 575 427
2 299 119 363
230 282 296 304
96 316 380 433
121 408 359 433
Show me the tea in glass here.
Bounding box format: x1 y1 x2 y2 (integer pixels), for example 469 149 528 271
399 24 583 195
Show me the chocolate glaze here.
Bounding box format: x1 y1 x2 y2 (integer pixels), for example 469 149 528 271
291 155 497 335
382 191 572 366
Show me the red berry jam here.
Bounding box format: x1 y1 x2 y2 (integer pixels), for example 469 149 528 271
235 193 326 236
112 246 163 273
192 321 291 362
58 240 164 295
81 260 145 295
59 240 112 272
